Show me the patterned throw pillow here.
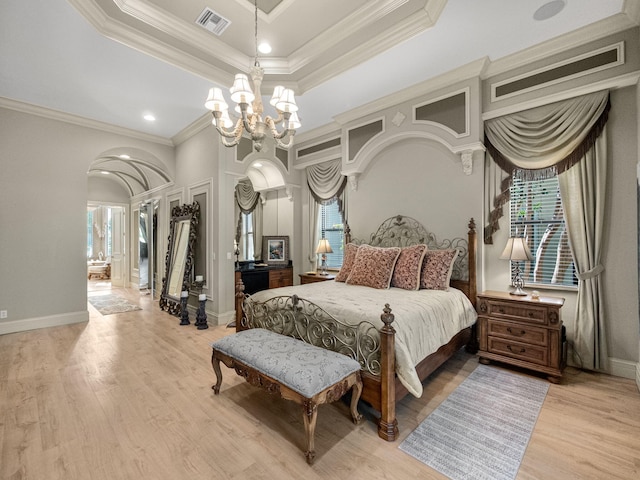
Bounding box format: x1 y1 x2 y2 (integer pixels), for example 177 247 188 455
420 249 458 290
391 244 428 290
335 243 359 282
346 244 401 289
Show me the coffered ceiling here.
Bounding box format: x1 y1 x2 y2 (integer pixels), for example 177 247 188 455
0 0 633 142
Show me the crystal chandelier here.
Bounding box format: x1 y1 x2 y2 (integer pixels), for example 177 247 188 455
204 0 300 152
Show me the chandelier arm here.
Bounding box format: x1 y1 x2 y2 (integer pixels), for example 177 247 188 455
274 136 295 149
265 117 291 140
212 115 245 139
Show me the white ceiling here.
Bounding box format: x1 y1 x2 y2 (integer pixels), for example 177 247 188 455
0 0 632 143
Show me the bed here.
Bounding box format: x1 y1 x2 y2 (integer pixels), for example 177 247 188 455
234 215 478 441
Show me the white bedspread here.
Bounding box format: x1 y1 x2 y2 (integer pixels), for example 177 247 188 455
248 281 477 397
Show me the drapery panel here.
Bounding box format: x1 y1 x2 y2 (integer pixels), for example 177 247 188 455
484 90 610 372
234 181 262 260
306 159 347 270
558 131 608 370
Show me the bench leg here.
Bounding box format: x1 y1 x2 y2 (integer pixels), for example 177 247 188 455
211 352 223 394
350 379 363 424
302 401 318 465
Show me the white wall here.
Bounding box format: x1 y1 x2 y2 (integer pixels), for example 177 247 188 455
0 107 174 334
348 138 483 247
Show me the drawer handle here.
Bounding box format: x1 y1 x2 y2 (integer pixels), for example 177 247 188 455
528 311 534 317
498 308 505 314
507 345 526 354
507 327 526 336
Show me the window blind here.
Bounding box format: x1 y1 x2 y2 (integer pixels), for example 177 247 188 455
510 174 577 288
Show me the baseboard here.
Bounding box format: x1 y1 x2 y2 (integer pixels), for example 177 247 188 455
0 310 88 335
636 362 640 392
182 306 235 327
609 357 638 380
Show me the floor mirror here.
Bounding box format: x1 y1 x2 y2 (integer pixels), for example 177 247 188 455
159 202 199 315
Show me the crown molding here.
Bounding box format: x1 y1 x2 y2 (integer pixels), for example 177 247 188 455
113 0 251 73
483 13 637 79
333 58 489 126
172 113 212 146
623 0 640 26
67 0 236 86
0 97 173 146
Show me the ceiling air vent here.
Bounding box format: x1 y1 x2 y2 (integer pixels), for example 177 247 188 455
196 8 231 36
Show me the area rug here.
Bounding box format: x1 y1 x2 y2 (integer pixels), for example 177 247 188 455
88 294 142 316
399 364 549 480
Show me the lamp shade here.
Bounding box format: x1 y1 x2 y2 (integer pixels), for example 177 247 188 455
229 74 255 104
204 87 228 112
316 238 333 254
269 85 285 106
286 111 301 130
500 237 533 261
275 88 298 113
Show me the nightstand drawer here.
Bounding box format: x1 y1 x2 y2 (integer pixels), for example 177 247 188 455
486 300 548 326
488 319 548 346
488 338 548 366
269 268 293 288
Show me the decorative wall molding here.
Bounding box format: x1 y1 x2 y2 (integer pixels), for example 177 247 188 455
460 150 474 176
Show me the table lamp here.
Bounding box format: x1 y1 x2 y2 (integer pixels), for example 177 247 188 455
316 239 333 275
500 236 533 296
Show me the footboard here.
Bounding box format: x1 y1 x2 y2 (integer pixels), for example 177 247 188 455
235 279 399 440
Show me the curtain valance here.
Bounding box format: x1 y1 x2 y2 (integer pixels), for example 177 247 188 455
235 181 260 213
306 159 346 203
485 90 610 179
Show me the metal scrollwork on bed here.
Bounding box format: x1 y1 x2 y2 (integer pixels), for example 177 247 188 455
241 294 382 375
349 214 470 281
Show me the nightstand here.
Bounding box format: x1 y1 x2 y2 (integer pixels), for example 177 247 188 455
299 273 335 284
477 290 566 383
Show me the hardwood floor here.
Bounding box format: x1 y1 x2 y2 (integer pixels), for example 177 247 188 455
1 287 639 479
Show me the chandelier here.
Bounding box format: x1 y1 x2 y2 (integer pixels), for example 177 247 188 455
204 0 300 152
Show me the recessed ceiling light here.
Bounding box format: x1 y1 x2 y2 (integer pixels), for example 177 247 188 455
100 171 110 175
143 114 156 122
119 154 130 159
253 162 263 168
533 0 566 21
258 42 272 54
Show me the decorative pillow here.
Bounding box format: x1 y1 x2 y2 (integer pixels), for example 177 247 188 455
346 245 401 289
420 249 458 290
391 244 428 290
335 243 359 282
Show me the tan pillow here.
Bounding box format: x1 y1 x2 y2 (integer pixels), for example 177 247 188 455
335 243 359 282
391 244 428 290
346 245 401 289
420 249 458 290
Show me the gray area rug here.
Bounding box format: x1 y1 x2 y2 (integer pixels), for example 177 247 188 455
399 364 549 480
88 294 142 316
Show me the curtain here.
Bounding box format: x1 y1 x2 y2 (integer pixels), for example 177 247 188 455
484 90 610 372
558 129 607 370
306 159 347 270
234 181 262 260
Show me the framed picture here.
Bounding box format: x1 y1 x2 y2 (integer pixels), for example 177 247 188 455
262 236 289 265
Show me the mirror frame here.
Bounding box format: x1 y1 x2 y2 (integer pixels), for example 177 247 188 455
159 202 199 315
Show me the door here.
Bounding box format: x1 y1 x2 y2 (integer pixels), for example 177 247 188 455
110 206 126 287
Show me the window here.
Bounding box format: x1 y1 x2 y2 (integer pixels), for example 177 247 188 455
510 174 576 288
241 212 254 261
317 198 344 268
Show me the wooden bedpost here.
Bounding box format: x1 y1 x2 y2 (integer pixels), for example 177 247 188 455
468 218 477 308
378 304 399 441
235 274 245 332
467 218 479 353
344 221 351 245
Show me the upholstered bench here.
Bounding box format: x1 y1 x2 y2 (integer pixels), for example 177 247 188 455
210 328 363 464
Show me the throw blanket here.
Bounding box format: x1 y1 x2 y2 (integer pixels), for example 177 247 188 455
249 281 477 397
